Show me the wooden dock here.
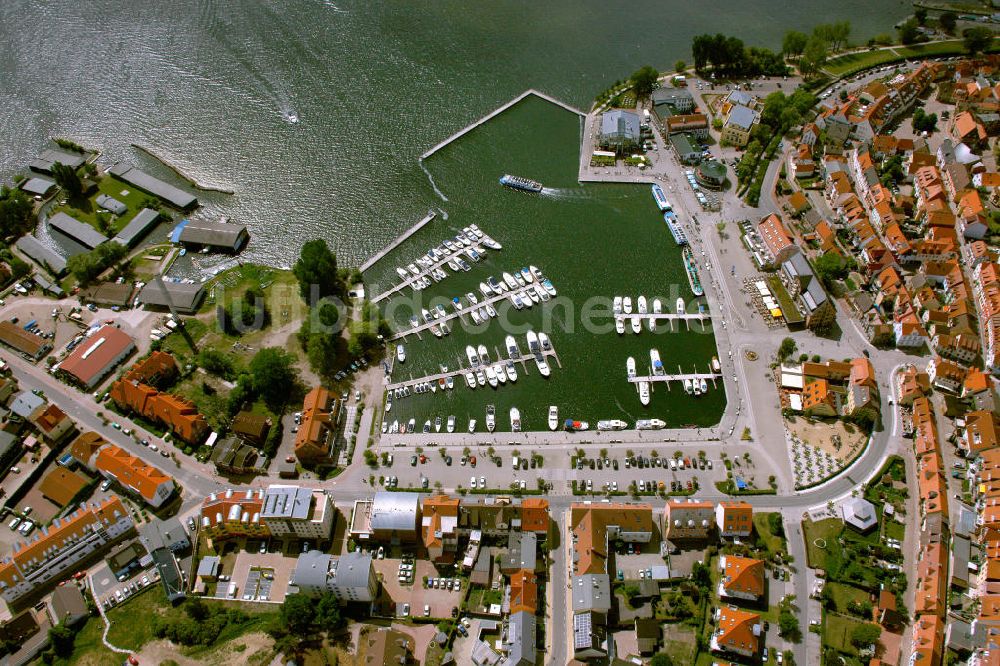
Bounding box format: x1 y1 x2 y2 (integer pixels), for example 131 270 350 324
615 312 710 331
389 286 549 340
420 89 585 161
628 364 722 392
386 347 561 391
370 230 502 304
359 210 437 274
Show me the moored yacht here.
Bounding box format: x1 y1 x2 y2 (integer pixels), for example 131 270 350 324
613 296 623 314
627 356 637 380
597 419 627 431
466 345 480 367
623 296 633 314
684 378 694 394
542 279 556 296
447 415 456 433
635 418 666 430
616 316 625 335
638 380 650 406
468 419 477 433
486 405 496 432
434 416 442 432
510 407 521 432
548 405 559 431
538 332 552 350
478 344 490 364
564 419 589 432
505 361 517 382
650 349 664 376
464 371 476 388
506 335 519 359
503 272 518 290
676 297 685 314
712 356 721 372
700 378 709 393
521 267 534 283
484 365 498 388
397 345 406 363
476 369 486 386
494 363 507 384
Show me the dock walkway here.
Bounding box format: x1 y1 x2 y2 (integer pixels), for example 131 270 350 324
387 347 561 391
629 365 722 392
421 89 584 161
359 210 437 274
371 230 502 304
389 286 547 340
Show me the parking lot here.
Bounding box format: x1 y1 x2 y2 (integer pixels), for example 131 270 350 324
225 550 296 603
374 558 464 619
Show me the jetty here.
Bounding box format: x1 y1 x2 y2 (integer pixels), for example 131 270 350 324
386 346 561 391
370 229 503 304
359 210 437 273
615 312 710 331
389 285 548 340
132 144 235 195
420 89 585 160
629 364 722 391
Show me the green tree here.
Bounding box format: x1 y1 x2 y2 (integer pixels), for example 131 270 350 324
783 31 809 57
778 337 797 362
50 162 82 197
316 593 344 632
912 107 938 134
799 36 828 77
66 241 128 286
280 594 316 634
630 66 659 99
293 239 343 302
850 622 881 648
963 26 994 55
48 623 76 657
248 347 299 411
692 561 711 589
814 251 848 287
898 20 921 45
222 285 269 334
914 8 927 25
0 187 35 237
198 349 239 380
651 654 673 666
673 60 686 74
939 12 957 33
184 597 210 622
779 608 802 641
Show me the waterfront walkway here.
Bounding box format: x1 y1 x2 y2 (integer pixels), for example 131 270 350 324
421 89 584 160
389 287 550 340
359 210 437 273
387 347 561 391
370 230 502 304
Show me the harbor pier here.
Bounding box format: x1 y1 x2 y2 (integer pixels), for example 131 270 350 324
359 210 438 274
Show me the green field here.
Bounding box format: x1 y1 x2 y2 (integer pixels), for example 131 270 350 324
823 612 869 656
753 512 788 559
51 175 161 236
826 581 871 612
824 38 1000 78
803 518 843 569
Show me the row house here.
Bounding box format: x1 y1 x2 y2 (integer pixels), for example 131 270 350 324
973 261 1000 374
926 356 969 394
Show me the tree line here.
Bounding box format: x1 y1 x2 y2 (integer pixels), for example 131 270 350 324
691 33 789 78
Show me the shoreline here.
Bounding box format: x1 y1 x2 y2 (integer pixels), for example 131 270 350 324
131 143 235 195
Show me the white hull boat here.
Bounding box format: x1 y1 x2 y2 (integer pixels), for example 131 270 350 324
635 419 666 430
650 349 664 376
639 380 650 405
506 335 519 359
447 416 455 433
597 419 627 431
505 361 517 382
468 419 477 433
677 297 685 314
397 345 406 363
623 296 633 314
486 405 496 432
510 407 521 432
548 405 559 431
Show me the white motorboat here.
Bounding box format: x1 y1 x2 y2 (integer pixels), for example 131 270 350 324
535 355 551 377
476 370 486 386
468 419 477 433
684 378 694 394
446 376 454 390
712 356 721 372
487 276 504 293
693 380 702 396
623 296 633 314
409 315 419 328
635 419 666 430
466 345 480 367
466 292 479 305
526 287 540 304
526 330 540 353
485 365 498 388
466 248 481 262
422 308 433 323
548 405 559 431
397 345 406 363
511 292 525 309
441 322 451 336
521 267 534 283
423 420 432 433
495 364 507 384
597 419 628 431
480 281 493 296
482 237 501 250
447 259 460 272
700 378 709 393
447 415 455 433
431 324 442 338
485 303 497 318
396 267 409 279
382 421 388 433
506 335 519 359
385 394 393 412
478 344 490 364
638 296 648 314
510 407 521 432
538 332 552 350
390 419 398 433
457 232 471 245
542 279 556 296
535 285 550 302
470 309 483 325
627 357 637 379
616 317 625 335
464 371 476 388
486 405 496 432
407 263 420 275
613 296 623 314
434 416 442 432
639 380 650 406
650 299 662 332
457 258 471 271
650 349 664 376
529 265 543 281
505 361 517 382
477 306 488 321
503 272 518 290
677 297 685 314
436 304 447 318
631 312 641 334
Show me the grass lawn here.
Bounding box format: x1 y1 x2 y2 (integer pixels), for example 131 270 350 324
822 612 867 656
753 512 788 559
823 49 908 78
106 586 169 650
52 615 117 666
661 624 698 665
803 518 843 569
826 582 870 611
52 175 162 236
884 519 905 541
767 276 804 325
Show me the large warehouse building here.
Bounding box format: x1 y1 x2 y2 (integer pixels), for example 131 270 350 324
59 325 136 389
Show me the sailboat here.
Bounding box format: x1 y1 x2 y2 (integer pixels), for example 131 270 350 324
434 416 442 432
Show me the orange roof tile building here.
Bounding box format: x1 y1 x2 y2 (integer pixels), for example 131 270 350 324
914 542 947 618
200 488 268 541
520 498 549 535
95 444 176 508
716 501 753 538
664 500 715 541
718 555 765 601
0 497 134 605
964 411 1000 455
294 387 339 462
711 607 761 658
110 352 209 445
510 569 538 614
420 494 460 562
910 614 943 666
758 214 798 264
569 503 653 576
802 379 838 417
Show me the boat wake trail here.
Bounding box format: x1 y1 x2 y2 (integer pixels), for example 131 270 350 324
438 208 449 220
541 187 590 200
420 159 449 202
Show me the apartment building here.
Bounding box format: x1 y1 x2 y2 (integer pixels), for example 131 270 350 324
260 485 335 540
292 550 377 602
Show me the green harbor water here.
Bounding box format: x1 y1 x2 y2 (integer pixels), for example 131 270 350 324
365 96 724 432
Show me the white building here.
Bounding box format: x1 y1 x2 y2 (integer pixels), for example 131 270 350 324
260 485 334 540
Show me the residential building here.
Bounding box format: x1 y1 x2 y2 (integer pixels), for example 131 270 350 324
504 610 537 666
520 498 549 534
200 488 268 541
781 253 836 331
962 411 1000 455
721 105 759 147
28 403 75 444
0 498 134 605
294 387 339 462
651 87 694 113
910 614 944 666
0 321 51 360
421 494 460 562
94 444 176 508
260 485 335 540
927 356 968 393
364 628 413 665
716 501 753 538
572 573 612 615
757 214 798 264
501 532 537 574
110 352 209 444
718 555 765 602
572 611 607 660
351 492 421 543
292 550 377 602
58 325 135 389
210 435 267 475
914 541 947 618
663 500 715 541
711 607 761 658
569 503 653 576
50 584 89 626
510 569 538 614
802 379 838 417
841 497 878 532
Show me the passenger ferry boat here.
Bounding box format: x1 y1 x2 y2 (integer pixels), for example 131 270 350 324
664 212 688 246
500 174 543 193
682 246 704 297
651 184 671 211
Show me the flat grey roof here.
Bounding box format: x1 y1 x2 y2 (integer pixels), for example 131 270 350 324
96 194 127 215
138 279 206 314
176 219 248 250
601 109 641 141
113 208 161 247
21 177 56 196
261 485 313 520
15 235 67 275
572 573 612 613
30 148 85 173
293 550 333 590
371 492 420 533
48 211 109 249
109 163 197 209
